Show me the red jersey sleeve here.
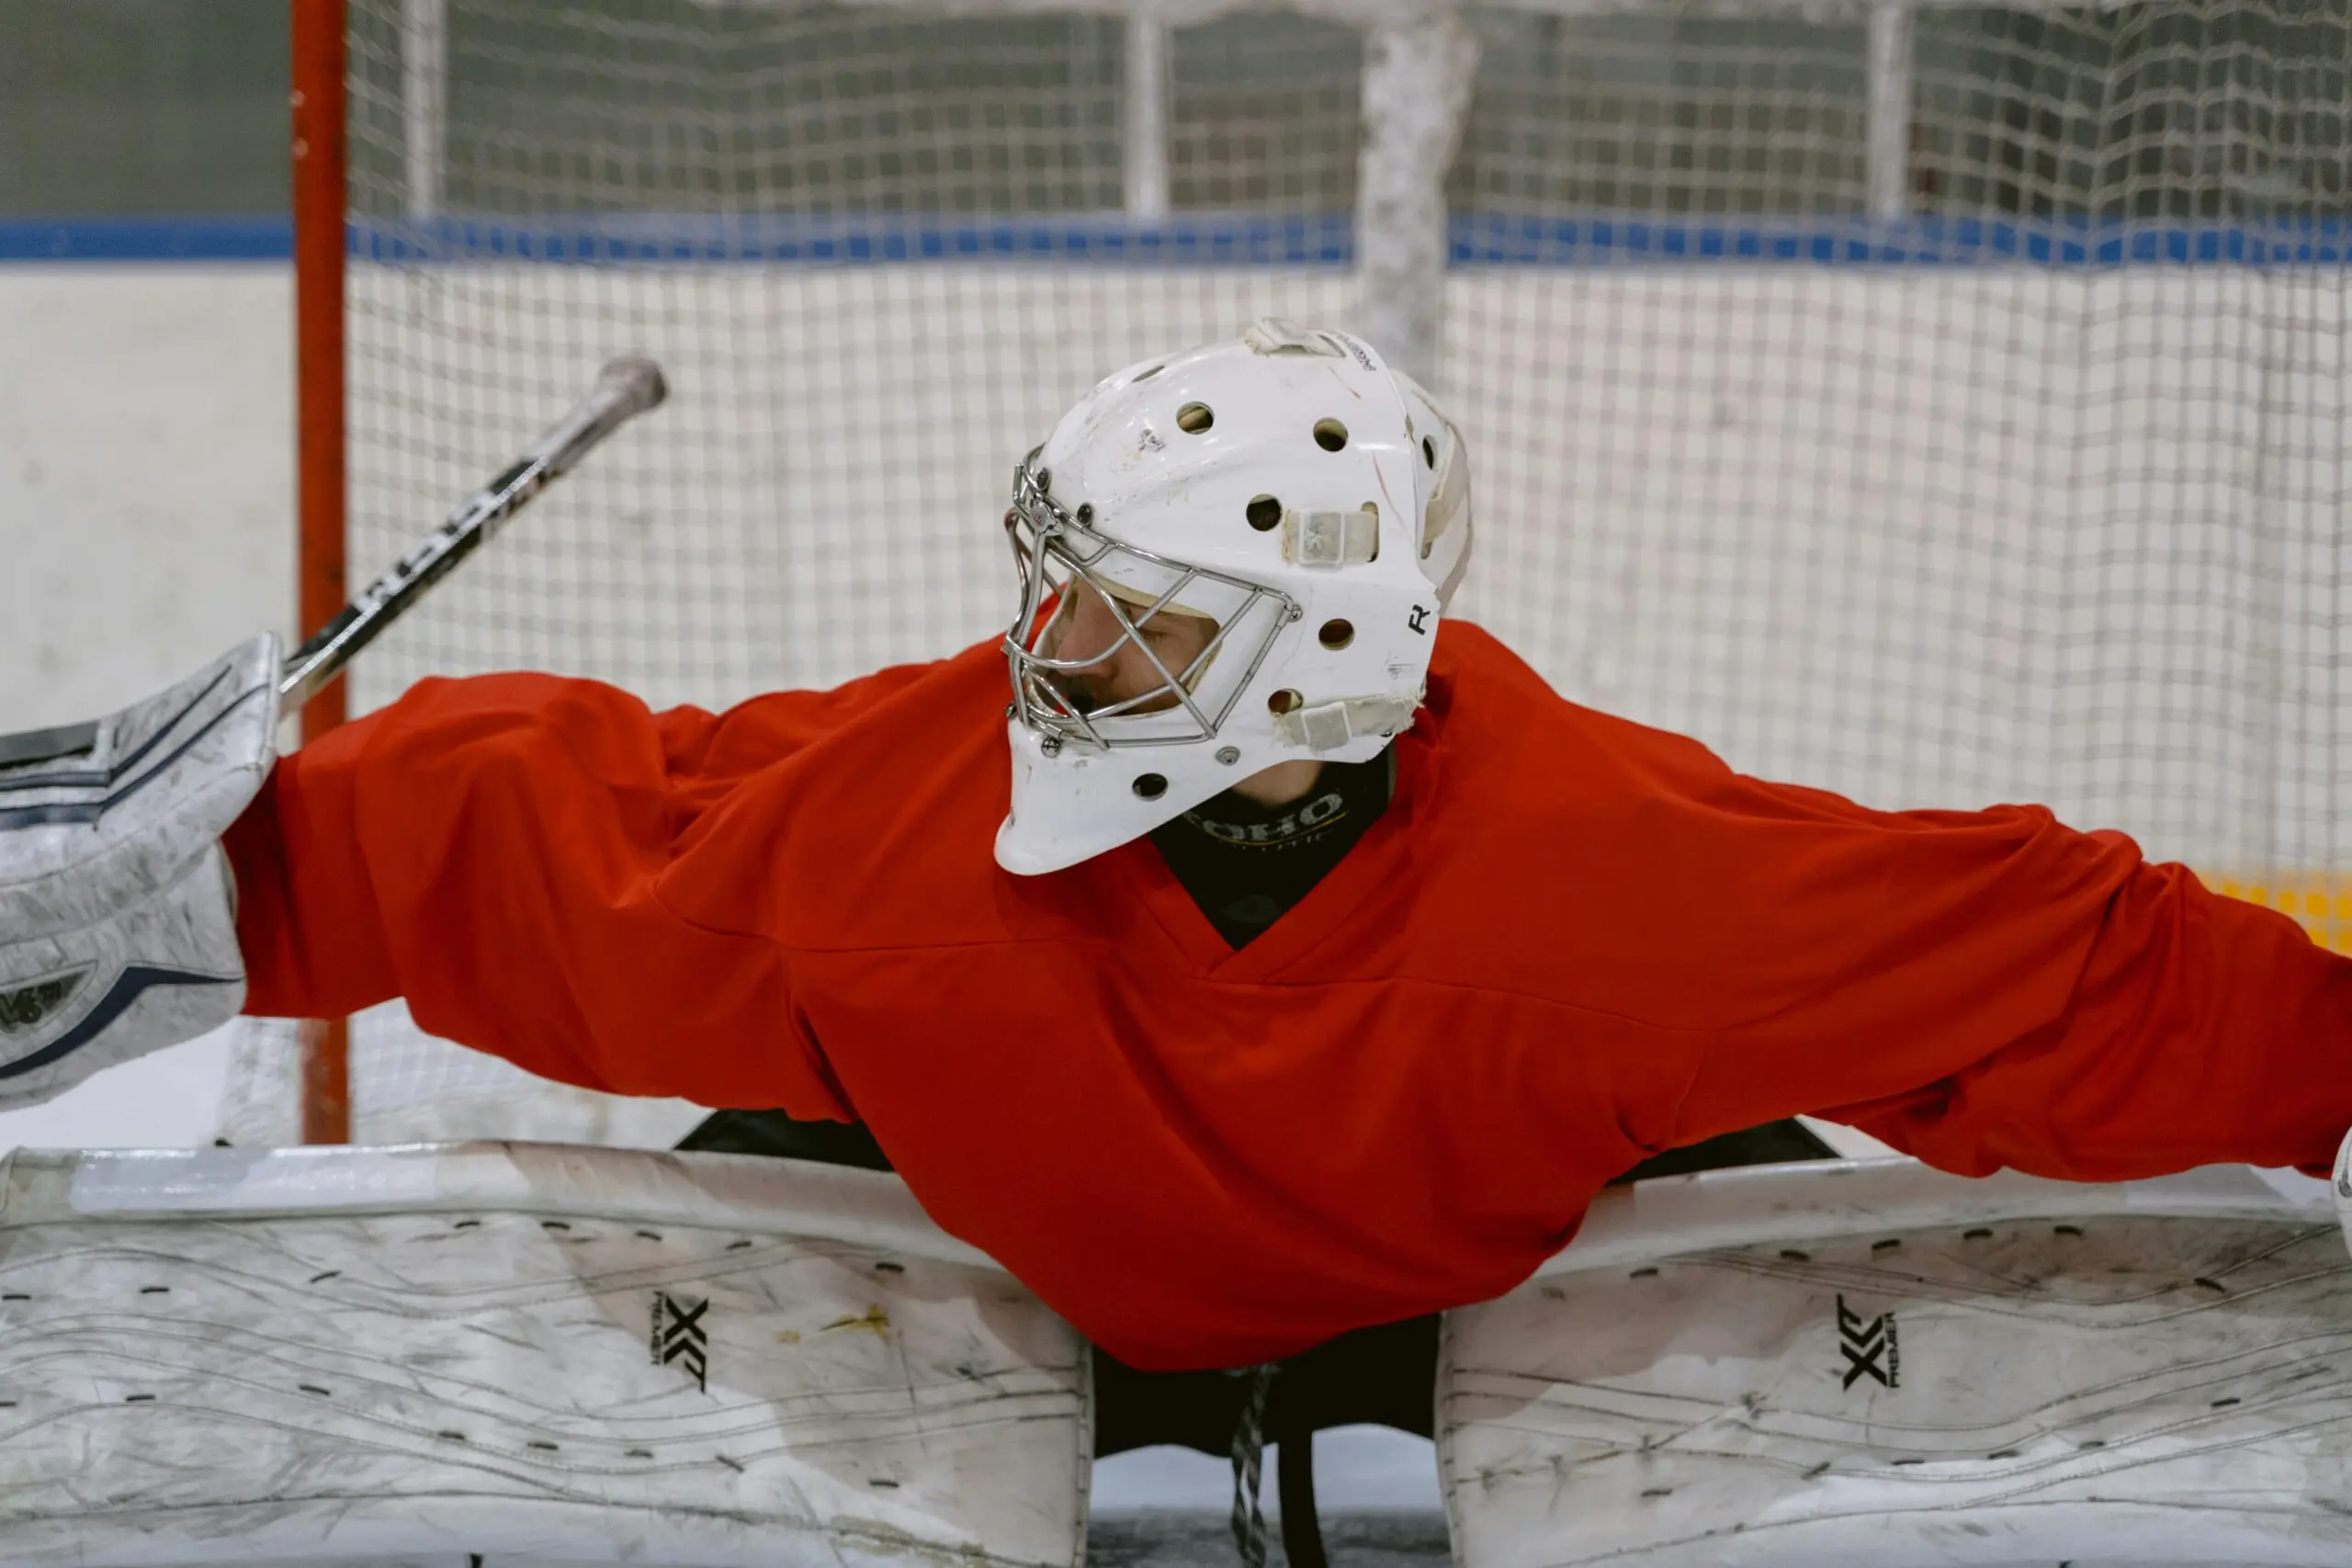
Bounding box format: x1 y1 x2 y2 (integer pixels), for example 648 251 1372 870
1649 761 2352 1179
223 672 859 1119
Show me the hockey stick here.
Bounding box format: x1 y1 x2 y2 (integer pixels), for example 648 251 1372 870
276 356 670 719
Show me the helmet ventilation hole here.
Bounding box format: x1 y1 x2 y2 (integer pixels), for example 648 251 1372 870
1075 503 1095 525
1422 435 1437 468
1268 689 1304 715
1317 618 1355 650
1313 418 1349 452
1134 364 1164 381
1215 746 1241 765
1245 495 1283 531
1177 402 1215 434
1133 773 1169 800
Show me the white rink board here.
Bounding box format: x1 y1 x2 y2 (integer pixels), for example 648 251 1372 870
0 267 295 735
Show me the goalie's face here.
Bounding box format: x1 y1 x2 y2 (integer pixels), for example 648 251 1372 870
1002 452 1294 755
1034 580 1219 718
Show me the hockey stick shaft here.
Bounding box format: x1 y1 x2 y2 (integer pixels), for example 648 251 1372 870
276 356 669 720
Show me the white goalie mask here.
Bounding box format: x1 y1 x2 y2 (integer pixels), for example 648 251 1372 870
995 320 1474 875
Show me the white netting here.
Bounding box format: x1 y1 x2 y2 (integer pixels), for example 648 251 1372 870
220 0 2351 1146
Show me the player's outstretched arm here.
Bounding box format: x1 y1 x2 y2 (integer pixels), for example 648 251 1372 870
225 671 854 1120
1826 846 2352 1179
0 636 279 1108
1654 764 2352 1181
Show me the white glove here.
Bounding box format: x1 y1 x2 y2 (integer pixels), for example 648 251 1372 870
0 635 278 1108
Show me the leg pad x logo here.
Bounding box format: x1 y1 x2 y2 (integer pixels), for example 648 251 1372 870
1837 1294 1898 1389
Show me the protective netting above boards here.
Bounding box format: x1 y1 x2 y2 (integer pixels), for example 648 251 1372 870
345 1 2348 223
225 0 2352 1145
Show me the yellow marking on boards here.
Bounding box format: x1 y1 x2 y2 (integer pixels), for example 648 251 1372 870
2199 871 2352 954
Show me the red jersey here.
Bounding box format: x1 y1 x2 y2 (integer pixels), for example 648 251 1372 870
226 624 2352 1370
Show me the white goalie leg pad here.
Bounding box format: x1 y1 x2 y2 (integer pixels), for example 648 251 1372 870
1440 1156 2352 1568
2333 1124 2352 1257
0 635 277 1106
0 1143 1091 1568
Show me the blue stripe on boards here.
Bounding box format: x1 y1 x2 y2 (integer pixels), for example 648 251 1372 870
0 216 294 261
1449 214 2352 268
3 213 2346 268
349 211 1359 265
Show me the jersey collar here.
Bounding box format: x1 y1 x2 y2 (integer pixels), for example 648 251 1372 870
1111 682 1448 980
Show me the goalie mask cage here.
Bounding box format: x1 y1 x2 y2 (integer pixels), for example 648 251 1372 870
240 0 2352 1148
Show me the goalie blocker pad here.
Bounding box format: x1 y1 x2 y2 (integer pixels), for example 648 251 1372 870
0 1142 1090 1568
1440 1156 2352 1568
0 634 277 1107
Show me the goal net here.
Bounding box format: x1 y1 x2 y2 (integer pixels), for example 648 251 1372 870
221 0 2350 1147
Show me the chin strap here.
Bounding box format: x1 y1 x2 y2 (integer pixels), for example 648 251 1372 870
1273 694 1419 753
